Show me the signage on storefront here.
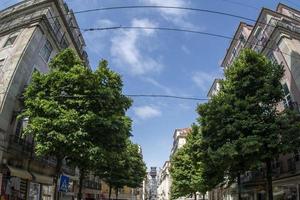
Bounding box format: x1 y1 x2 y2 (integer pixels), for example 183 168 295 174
59 175 69 192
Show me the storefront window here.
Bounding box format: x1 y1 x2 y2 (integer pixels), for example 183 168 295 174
42 185 53 200
6 177 21 200
274 185 297 200
29 182 40 200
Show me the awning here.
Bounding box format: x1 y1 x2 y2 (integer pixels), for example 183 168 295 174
7 165 32 180
83 188 101 195
31 172 53 185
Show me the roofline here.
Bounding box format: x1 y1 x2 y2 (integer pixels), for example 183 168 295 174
276 2 300 15
245 6 300 51
172 128 191 139
221 22 253 68
207 78 222 97
222 6 291 68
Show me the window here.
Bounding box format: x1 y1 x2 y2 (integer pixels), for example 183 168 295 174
0 58 5 83
254 27 262 39
268 52 278 64
283 83 292 108
232 47 237 57
52 18 61 35
60 35 69 49
0 58 5 68
40 40 53 62
3 32 19 47
239 34 246 43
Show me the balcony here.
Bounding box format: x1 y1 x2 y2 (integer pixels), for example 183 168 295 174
287 158 296 173
241 170 265 184
8 134 34 155
83 180 101 190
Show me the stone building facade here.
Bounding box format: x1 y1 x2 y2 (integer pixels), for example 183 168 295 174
208 3 300 200
0 1 102 200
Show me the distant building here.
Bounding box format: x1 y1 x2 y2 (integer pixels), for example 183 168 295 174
170 128 191 156
157 128 203 200
142 167 158 200
157 161 171 200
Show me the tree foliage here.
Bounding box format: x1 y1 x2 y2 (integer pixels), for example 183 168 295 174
20 49 135 200
197 49 300 200
170 126 219 200
98 140 147 199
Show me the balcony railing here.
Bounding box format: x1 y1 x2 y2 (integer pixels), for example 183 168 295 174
287 158 296 172
8 134 34 154
83 180 101 190
241 170 265 183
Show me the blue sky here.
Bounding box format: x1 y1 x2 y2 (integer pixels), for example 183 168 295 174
1 0 300 170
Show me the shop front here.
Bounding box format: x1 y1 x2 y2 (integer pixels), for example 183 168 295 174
0 165 33 200
29 172 54 200
273 184 298 200
273 174 300 200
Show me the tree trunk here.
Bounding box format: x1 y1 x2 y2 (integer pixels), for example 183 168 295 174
116 188 119 200
203 193 205 200
266 159 273 200
109 184 112 200
237 172 242 200
54 157 63 200
194 192 197 200
77 168 85 200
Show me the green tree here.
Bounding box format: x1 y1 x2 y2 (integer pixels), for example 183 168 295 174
98 140 146 200
170 144 194 199
170 126 215 200
20 49 132 200
188 125 224 198
197 91 259 200
198 49 300 200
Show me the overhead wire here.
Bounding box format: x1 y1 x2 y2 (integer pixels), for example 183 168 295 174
38 5 300 35
74 25 300 64
30 94 209 101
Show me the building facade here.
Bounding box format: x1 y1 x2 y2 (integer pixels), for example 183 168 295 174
157 161 171 200
208 3 300 200
0 0 91 200
157 128 201 200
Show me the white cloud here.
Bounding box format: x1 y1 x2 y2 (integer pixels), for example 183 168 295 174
140 0 196 28
181 45 190 54
192 71 217 92
111 18 163 75
143 77 174 95
133 106 162 119
84 19 116 54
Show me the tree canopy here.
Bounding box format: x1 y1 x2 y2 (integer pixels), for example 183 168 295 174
20 49 136 200
197 49 300 200
170 125 218 200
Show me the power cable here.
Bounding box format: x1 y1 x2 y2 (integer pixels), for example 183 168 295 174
77 25 300 63
36 5 300 42
82 26 233 40
73 5 256 23
3 3 300 43
34 94 209 101
125 94 208 101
